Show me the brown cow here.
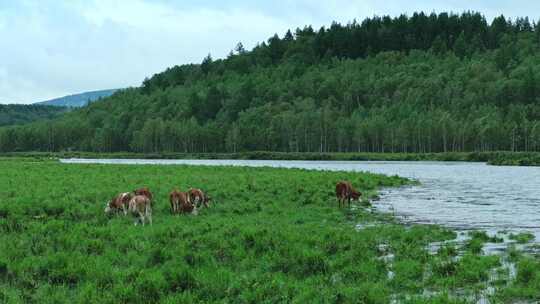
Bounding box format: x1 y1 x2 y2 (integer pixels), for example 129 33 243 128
169 189 198 215
134 187 153 204
128 195 152 225
335 181 361 207
104 192 133 215
187 188 211 209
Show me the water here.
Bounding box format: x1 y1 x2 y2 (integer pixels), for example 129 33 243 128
60 159 540 240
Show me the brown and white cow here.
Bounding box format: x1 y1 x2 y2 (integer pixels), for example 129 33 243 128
104 192 133 215
169 189 197 215
128 195 152 225
134 187 153 203
187 188 211 209
335 181 361 207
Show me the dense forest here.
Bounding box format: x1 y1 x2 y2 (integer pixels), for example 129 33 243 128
2 12 540 153
0 104 67 127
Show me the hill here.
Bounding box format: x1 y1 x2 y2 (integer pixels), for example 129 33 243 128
0 104 68 127
1 12 540 154
36 89 118 107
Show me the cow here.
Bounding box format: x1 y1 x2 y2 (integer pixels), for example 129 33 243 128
104 192 133 215
187 188 211 209
335 181 361 207
169 189 198 215
134 187 153 204
128 195 152 225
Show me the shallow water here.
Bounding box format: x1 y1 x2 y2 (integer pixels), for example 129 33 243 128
60 159 540 241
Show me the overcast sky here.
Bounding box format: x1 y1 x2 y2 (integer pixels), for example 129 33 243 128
1 0 539 104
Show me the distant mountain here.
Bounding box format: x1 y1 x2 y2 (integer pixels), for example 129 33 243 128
36 89 118 107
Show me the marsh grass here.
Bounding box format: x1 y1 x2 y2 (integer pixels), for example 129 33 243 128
508 232 535 244
0 159 530 303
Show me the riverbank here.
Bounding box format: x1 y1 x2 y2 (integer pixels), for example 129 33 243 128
3 150 540 165
0 159 536 302
486 152 540 166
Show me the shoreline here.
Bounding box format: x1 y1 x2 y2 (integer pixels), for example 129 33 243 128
2 150 540 166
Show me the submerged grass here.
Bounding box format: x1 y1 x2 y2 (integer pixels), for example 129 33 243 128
508 232 535 244
0 159 533 303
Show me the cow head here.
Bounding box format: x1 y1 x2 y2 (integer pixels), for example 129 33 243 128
104 200 114 214
351 191 361 201
134 187 152 200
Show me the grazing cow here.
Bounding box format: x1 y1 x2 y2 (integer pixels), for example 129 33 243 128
128 195 152 225
104 192 133 215
335 181 361 207
134 187 153 204
187 188 211 208
169 189 197 215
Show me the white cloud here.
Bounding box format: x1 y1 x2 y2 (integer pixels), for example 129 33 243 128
0 0 293 103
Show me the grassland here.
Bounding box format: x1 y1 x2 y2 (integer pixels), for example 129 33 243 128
0 159 536 303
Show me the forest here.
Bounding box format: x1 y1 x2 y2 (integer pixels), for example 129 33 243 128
2 12 540 154
0 104 67 127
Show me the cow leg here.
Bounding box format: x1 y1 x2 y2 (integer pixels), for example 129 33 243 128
140 212 145 226
146 206 152 225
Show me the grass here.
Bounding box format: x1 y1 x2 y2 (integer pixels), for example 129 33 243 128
508 232 535 244
0 159 534 303
494 257 540 301
487 152 540 166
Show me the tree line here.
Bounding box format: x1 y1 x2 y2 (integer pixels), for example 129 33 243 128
1 12 540 154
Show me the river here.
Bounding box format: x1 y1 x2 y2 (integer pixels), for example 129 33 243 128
60 158 540 240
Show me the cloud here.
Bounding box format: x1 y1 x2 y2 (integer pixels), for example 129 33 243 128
0 0 293 103
0 0 539 103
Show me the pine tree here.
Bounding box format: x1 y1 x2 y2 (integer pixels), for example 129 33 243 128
431 35 448 55
201 53 213 74
453 32 468 59
235 42 246 54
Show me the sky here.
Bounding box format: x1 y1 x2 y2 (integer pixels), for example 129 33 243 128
1 0 539 104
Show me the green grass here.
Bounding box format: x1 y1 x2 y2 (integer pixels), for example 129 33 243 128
509 232 535 244
493 257 540 302
0 159 529 303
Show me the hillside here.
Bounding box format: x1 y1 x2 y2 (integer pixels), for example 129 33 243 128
36 89 118 107
2 12 540 153
0 104 68 127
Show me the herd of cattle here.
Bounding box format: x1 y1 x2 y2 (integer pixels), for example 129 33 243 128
104 187 211 225
104 181 361 226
